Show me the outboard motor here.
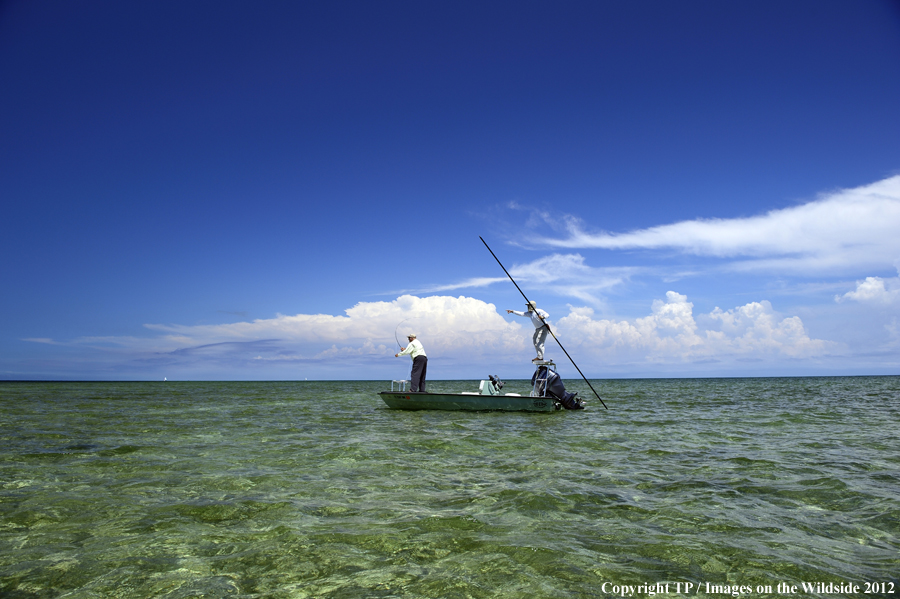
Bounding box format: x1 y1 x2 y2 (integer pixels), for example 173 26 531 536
531 366 585 410
481 375 505 395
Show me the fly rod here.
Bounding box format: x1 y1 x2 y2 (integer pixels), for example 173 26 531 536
394 319 412 348
480 236 608 409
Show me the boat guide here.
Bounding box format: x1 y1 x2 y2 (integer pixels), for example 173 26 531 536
479 236 608 410
378 360 586 412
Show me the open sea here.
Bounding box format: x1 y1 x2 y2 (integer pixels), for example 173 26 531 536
1 377 898 598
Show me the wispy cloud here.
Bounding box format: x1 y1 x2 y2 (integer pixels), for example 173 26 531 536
391 255 638 306
397 276 508 294
533 175 900 274
21 338 59 345
507 254 638 305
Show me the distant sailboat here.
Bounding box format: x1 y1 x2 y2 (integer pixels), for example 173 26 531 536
164 377 167 381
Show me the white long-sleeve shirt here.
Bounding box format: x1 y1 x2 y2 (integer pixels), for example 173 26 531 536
397 339 426 359
510 309 549 329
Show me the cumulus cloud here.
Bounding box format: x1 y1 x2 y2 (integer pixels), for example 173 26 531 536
45 295 528 362
557 291 839 364
20 292 845 377
836 276 900 305
534 175 900 274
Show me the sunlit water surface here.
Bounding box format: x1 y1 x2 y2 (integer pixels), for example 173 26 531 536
1 378 898 598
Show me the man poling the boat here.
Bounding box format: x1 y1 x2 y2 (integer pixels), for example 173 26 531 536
507 301 550 362
480 236 608 410
394 333 428 392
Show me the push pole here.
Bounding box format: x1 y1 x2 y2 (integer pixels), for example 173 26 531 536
480 236 608 409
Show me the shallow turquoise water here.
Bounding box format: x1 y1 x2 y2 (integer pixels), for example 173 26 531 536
1 377 898 598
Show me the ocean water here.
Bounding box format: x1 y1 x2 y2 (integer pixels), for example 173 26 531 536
1 377 898 598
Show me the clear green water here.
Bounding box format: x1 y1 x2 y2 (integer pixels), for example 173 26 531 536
1 377 898 598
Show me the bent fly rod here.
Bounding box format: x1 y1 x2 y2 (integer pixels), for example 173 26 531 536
480 236 608 409
394 319 411 348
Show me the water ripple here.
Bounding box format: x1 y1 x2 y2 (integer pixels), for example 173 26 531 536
1 378 898 597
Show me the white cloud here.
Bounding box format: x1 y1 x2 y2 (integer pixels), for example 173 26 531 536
510 253 600 282
535 175 900 274
387 254 639 308
557 291 839 363
20 337 59 345
836 276 900 305
51 295 528 360
403 253 637 306
20 293 845 377
399 277 508 294
509 253 635 304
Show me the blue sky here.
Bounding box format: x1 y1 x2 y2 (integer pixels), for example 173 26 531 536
2 0 899 381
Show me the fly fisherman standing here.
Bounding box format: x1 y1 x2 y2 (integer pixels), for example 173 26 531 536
395 333 427 392
507 301 550 362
